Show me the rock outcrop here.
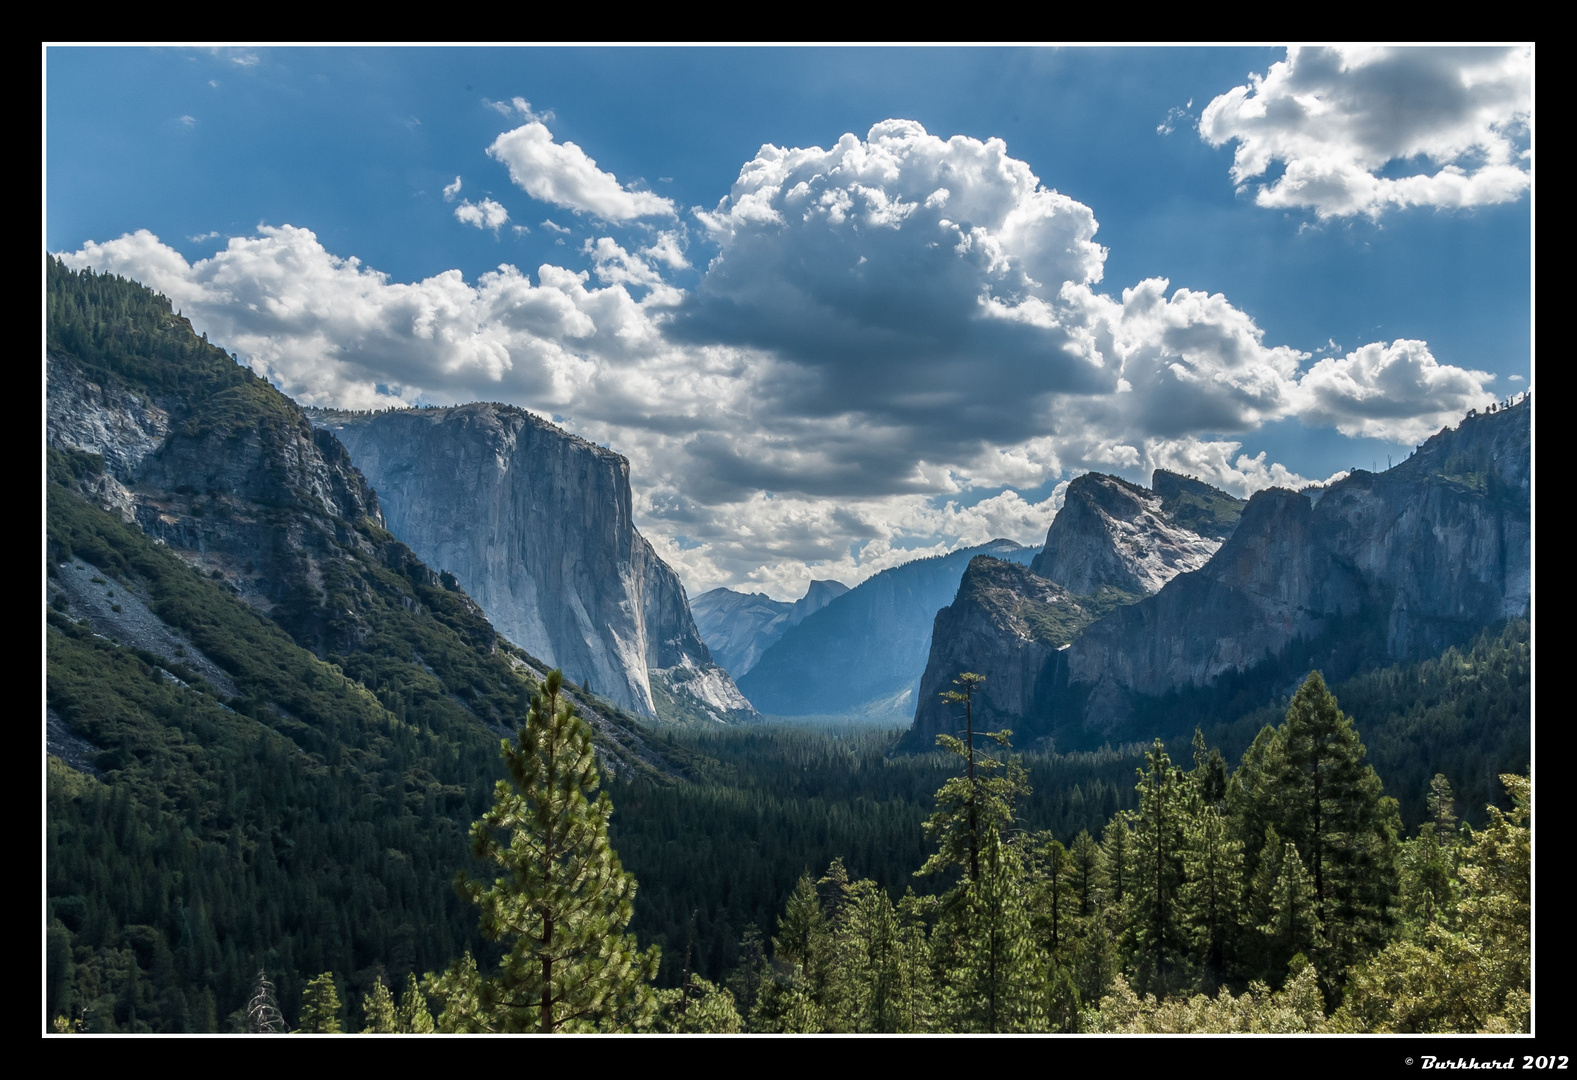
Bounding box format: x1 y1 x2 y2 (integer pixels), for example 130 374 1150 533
1029 471 1236 595
691 579 850 680
1062 401 1531 732
48 349 393 654
739 539 1038 719
907 472 1242 747
905 400 1531 748
315 405 754 722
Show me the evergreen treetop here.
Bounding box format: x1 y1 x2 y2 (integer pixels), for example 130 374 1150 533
454 670 659 1032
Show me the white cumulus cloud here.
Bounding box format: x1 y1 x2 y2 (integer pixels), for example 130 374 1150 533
488 122 676 221
1295 338 1495 442
454 197 509 233
1199 45 1532 218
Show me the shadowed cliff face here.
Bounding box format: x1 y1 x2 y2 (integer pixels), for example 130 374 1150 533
1064 401 1530 733
315 404 754 722
906 400 1531 749
47 350 393 655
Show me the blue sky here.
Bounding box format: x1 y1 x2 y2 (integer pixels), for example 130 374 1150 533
46 46 1532 598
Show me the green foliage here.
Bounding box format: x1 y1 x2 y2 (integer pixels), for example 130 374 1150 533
1018 584 1142 646
45 261 688 1032
1123 740 1190 996
46 492 500 1030
455 671 659 1032
1179 800 1241 988
397 973 435 1034
652 975 744 1032
1224 673 1399 995
1153 477 1245 539
1332 774 1529 1033
941 831 1044 1032
361 978 397 1033
921 675 1029 885
1255 840 1323 974
296 972 343 1033
1092 959 1327 1033
607 723 1141 988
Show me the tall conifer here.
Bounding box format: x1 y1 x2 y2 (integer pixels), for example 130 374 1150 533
456 670 659 1032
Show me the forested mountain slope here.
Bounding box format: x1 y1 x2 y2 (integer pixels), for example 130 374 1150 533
44 259 693 1031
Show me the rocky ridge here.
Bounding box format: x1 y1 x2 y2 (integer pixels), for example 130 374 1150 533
1061 400 1531 733
906 400 1531 748
45 259 687 774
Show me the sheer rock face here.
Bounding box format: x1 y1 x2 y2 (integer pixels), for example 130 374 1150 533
908 474 1237 747
315 404 753 721
691 579 849 680
47 350 392 653
909 558 1088 744
1066 401 1531 719
1029 471 1237 595
906 401 1531 746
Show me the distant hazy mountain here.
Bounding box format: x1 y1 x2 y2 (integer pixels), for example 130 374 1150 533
737 539 1038 720
691 579 850 680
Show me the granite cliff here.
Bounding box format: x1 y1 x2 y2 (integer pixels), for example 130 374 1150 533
906 401 1531 749
45 259 684 773
314 405 755 723
1060 400 1531 735
906 472 1243 747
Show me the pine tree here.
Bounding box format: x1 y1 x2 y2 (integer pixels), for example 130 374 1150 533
924 674 1026 884
455 670 659 1032
1401 774 1459 932
893 890 938 1033
1179 799 1242 989
947 830 1043 1032
296 972 343 1034
1125 740 1189 996
1257 840 1323 973
1333 775 1529 1033
1027 832 1078 964
726 924 767 1029
1271 672 1400 984
834 877 903 1032
396 973 434 1034
754 871 834 1032
1069 829 1104 918
1099 812 1135 912
361 977 397 1034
